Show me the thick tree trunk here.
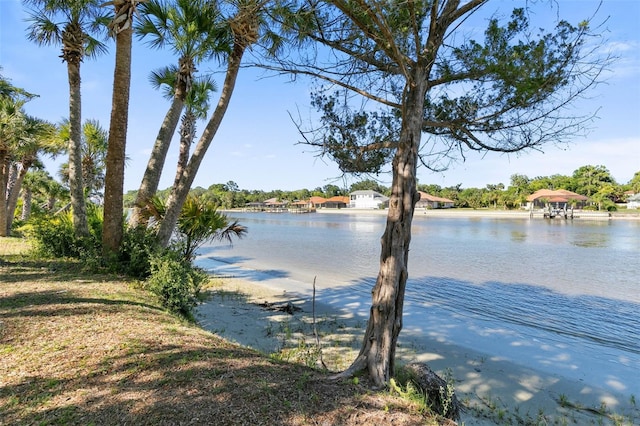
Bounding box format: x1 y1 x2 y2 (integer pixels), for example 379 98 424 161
6 163 17 200
129 95 185 228
172 112 195 189
67 59 89 237
337 77 427 388
156 44 245 247
21 186 32 221
103 26 132 257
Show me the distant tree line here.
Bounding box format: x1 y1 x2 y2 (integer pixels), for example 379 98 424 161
123 165 640 212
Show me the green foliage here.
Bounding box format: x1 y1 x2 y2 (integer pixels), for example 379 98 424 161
270 338 323 369
572 165 615 197
24 208 101 260
123 190 138 208
629 172 640 193
349 179 390 195
391 365 459 420
458 187 484 209
117 226 161 278
23 206 162 277
23 202 208 317
149 194 247 262
177 195 247 261
310 90 398 175
145 249 209 317
148 162 631 213
389 377 427 410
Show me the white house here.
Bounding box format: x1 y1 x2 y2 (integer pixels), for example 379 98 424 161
349 190 389 209
627 193 640 209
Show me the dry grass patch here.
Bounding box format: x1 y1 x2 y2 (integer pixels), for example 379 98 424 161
0 237 30 256
0 243 445 425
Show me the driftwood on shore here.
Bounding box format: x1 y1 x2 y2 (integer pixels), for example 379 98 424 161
404 362 462 422
256 301 301 315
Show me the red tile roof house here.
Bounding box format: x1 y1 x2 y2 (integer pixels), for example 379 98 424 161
309 196 328 208
323 196 350 209
525 189 588 210
416 191 455 209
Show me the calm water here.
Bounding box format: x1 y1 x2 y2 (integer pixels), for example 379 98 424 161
199 211 640 394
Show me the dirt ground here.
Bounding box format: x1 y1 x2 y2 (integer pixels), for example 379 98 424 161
0 251 447 425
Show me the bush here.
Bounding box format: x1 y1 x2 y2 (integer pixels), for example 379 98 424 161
117 227 160 278
145 250 209 317
24 211 101 260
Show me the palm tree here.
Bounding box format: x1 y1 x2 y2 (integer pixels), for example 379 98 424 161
25 0 111 238
156 0 265 246
178 195 247 261
172 75 216 190
80 119 108 201
58 119 108 203
4 115 59 234
0 69 36 101
45 179 70 213
102 0 143 257
0 98 23 236
0 74 41 236
20 170 53 220
1 74 29 235
129 0 224 228
149 193 247 262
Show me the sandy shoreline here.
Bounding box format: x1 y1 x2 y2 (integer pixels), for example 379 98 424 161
225 206 640 221
195 258 639 425
318 207 639 220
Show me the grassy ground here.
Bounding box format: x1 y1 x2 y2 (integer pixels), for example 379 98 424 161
0 237 445 425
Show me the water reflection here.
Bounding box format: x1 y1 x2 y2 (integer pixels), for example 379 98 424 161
206 212 640 303
510 231 527 242
570 234 609 248
200 212 640 399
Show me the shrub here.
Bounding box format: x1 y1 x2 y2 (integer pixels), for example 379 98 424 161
25 210 100 260
117 226 160 278
145 250 209 317
176 195 247 261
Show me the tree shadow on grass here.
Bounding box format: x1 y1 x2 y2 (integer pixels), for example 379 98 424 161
0 290 163 317
0 257 120 285
1 344 391 425
1 259 427 425
0 295 418 426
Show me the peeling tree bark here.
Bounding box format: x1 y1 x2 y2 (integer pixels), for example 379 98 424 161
336 76 426 387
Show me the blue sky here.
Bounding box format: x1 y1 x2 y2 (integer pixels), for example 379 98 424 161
1 0 639 192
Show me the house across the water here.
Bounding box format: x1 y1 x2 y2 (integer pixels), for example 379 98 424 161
525 189 588 210
626 193 640 209
416 192 455 209
349 190 389 209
